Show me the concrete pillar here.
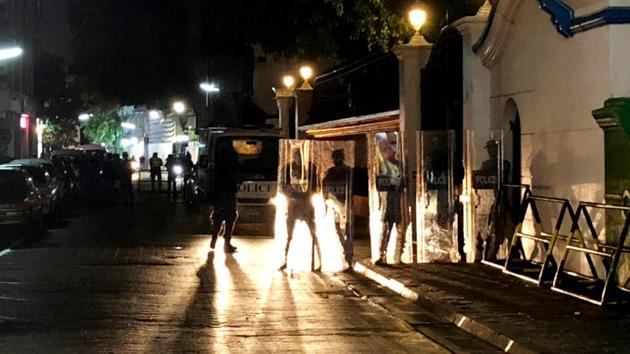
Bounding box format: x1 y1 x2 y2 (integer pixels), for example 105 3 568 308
394 33 432 258
454 2 492 262
295 82 313 139
275 88 294 139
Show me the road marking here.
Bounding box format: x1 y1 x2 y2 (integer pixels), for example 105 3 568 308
0 296 27 302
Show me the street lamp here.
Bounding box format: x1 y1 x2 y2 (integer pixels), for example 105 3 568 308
121 122 136 130
299 66 313 89
200 82 220 93
200 82 220 125
173 101 186 114
0 46 23 61
408 7 428 45
149 110 160 120
78 113 91 122
283 75 295 90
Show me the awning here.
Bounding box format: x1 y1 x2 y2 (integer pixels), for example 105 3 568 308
300 110 399 139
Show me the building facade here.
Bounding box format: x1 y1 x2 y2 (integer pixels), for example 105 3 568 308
0 0 39 159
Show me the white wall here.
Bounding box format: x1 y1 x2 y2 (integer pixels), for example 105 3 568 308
489 0 609 208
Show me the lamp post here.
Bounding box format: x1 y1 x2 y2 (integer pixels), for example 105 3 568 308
0 46 23 61
295 65 314 139
200 82 220 126
275 75 295 138
394 6 432 263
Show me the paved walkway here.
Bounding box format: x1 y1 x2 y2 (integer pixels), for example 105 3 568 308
353 260 630 353
0 194 448 353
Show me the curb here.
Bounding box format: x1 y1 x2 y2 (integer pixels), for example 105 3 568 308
352 261 539 354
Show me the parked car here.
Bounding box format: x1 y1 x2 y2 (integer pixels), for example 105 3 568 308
11 159 69 207
0 167 45 233
1 161 61 216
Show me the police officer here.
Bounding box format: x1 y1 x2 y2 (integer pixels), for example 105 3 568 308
165 154 177 196
210 144 240 253
121 152 135 206
149 152 163 192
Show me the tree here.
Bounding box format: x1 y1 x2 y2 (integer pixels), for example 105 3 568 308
81 104 122 149
34 49 82 150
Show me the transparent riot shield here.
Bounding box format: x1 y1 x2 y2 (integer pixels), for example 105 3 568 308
275 139 354 272
368 132 411 264
463 130 509 264
417 130 460 263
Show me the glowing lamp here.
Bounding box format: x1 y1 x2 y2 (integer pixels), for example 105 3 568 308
149 110 160 120
282 75 295 89
409 8 427 32
173 101 186 114
200 82 220 93
121 122 136 130
299 66 313 82
0 47 23 61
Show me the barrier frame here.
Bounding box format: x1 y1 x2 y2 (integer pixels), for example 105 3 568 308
503 193 577 286
551 202 630 305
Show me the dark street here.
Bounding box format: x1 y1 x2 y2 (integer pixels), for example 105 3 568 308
0 194 462 353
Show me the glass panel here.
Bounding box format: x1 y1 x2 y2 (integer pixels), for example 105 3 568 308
275 139 354 272
416 130 459 263
467 130 521 264
368 132 409 264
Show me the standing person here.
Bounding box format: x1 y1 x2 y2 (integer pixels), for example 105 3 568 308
112 153 122 204
165 154 177 196
149 153 163 192
183 152 194 185
102 153 115 204
209 143 240 253
121 152 134 206
322 149 352 263
376 137 402 265
279 148 321 271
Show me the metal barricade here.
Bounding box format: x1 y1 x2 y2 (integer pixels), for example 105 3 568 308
503 194 576 286
551 202 630 305
480 184 530 269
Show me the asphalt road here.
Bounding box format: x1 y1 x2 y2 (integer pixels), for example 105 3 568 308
0 193 456 353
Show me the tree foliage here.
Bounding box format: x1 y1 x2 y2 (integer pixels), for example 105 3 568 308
81 104 122 149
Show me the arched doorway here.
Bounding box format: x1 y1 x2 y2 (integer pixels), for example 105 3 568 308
502 98 521 187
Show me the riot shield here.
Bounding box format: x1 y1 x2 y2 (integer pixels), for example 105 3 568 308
368 132 410 264
464 130 509 264
275 139 354 272
417 130 460 263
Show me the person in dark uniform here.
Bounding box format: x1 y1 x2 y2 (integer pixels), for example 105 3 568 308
322 149 352 263
210 144 240 253
279 148 321 271
121 152 134 206
149 152 163 192
165 154 177 196
480 139 512 261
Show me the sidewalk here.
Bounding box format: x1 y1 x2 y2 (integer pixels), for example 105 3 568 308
351 259 630 353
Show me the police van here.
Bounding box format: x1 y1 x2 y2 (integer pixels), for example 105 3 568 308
191 126 282 233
